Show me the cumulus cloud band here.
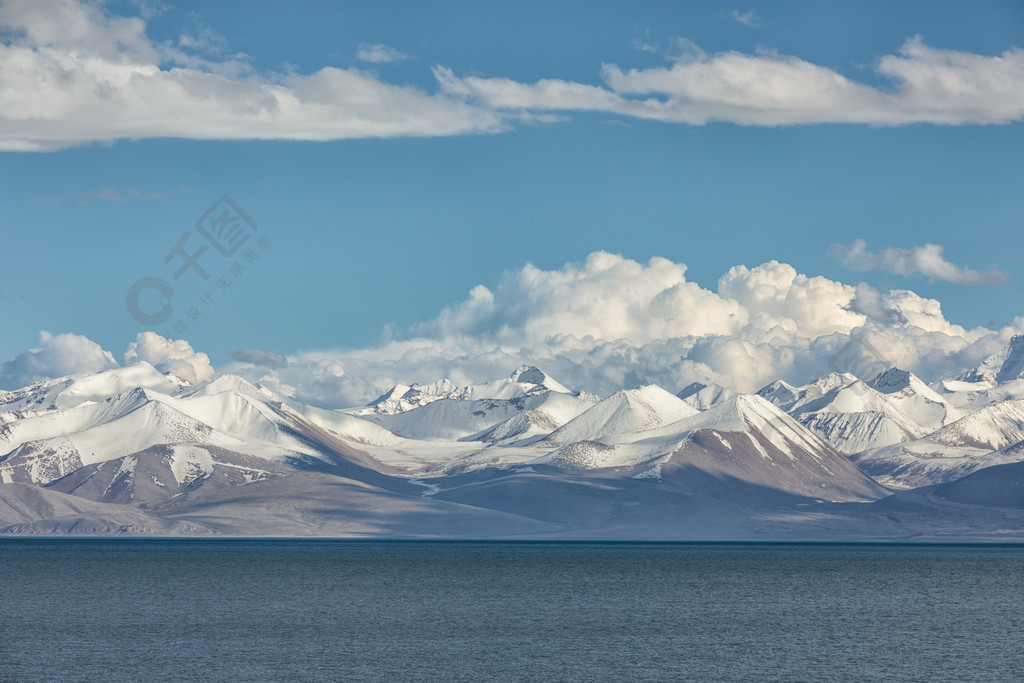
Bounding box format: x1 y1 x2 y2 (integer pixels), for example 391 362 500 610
226 252 1015 408
124 332 213 384
3 254 1020 407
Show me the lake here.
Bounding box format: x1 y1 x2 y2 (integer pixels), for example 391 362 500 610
1 540 1021 681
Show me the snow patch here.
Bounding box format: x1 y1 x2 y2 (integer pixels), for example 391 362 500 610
168 446 214 485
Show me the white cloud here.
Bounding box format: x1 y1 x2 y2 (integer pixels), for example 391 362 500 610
717 261 865 340
0 331 117 389
223 253 1008 407
440 37 1024 127
434 66 631 113
4 255 1012 404
730 10 761 29
355 43 410 64
417 252 759 345
633 38 658 54
877 37 1024 125
2 2 1022 151
832 239 1009 285
0 0 502 151
417 254 870 348
123 332 213 384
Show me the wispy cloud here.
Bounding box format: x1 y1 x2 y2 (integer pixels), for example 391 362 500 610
177 22 228 55
633 38 658 54
832 239 1010 286
229 347 289 369
729 10 761 29
128 0 169 21
355 43 410 64
441 36 1024 127
2 1 1024 152
632 27 659 54
79 186 179 202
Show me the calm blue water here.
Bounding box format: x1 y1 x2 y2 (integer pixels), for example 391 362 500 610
0 540 1022 682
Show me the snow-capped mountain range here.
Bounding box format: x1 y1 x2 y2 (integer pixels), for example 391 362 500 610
2 342 1024 539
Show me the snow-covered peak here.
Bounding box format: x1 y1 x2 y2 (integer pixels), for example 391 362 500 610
926 398 1024 451
868 368 962 431
706 393 782 431
677 381 708 400
0 361 189 414
677 381 737 411
869 367 946 404
179 374 275 402
760 375 930 454
756 379 800 411
651 394 814 443
961 335 1024 385
509 365 570 394
363 379 470 415
797 380 886 416
758 373 859 415
72 361 190 395
869 368 913 393
546 385 699 444
356 388 582 442
409 378 463 398
363 367 571 416
813 372 860 393
367 384 411 407
464 390 600 445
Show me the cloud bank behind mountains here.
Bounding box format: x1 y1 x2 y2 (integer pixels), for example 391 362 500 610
123 332 213 384
0 331 118 389
226 252 1018 408
3 252 1019 405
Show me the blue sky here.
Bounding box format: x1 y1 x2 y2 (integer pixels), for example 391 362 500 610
1 0 1023 403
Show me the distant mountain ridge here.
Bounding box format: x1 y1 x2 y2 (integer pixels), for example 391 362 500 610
3 336 1024 538
960 335 1024 384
